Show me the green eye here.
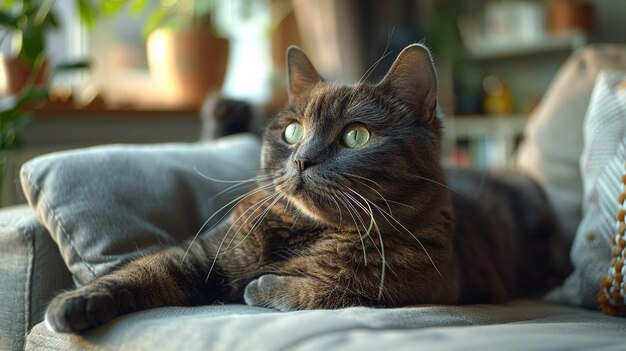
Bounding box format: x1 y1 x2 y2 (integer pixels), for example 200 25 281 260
284 121 304 145
343 124 370 148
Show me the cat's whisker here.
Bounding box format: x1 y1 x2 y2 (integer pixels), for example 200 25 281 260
342 174 393 215
222 192 286 255
413 174 459 194
333 189 368 267
386 200 417 210
337 191 372 268
354 26 395 86
338 190 390 292
204 190 281 282
337 191 368 232
374 220 385 301
340 187 387 302
343 173 384 190
369 200 445 281
202 172 289 278
211 174 274 200
193 167 271 184
343 173 417 211
341 192 374 239
325 191 343 229
340 190 386 261
220 191 282 256
290 207 301 231
181 179 278 265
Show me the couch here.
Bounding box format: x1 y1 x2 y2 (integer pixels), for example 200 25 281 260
1 45 626 351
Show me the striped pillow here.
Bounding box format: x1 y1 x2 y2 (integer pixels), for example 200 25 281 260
598 171 626 315
546 71 626 308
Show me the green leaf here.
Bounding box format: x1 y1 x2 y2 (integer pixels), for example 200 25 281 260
1 115 31 136
130 0 149 15
0 105 22 122
0 108 30 150
33 0 54 26
142 7 168 37
101 0 127 16
18 26 44 66
15 86 48 106
77 0 96 27
1 123 27 150
43 10 60 29
0 0 18 10
0 11 19 28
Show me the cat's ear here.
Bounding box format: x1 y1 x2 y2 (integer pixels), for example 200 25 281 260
287 46 321 104
378 44 438 122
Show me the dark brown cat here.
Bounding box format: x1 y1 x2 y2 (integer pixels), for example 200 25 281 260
45 44 566 333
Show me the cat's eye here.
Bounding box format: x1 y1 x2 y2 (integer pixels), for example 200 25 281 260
343 124 370 148
284 121 304 145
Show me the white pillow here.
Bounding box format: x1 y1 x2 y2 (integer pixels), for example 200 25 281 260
516 45 626 242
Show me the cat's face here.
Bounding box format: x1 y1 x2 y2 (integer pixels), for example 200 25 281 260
262 45 442 227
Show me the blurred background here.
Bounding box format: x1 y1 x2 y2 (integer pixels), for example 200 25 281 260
0 0 625 206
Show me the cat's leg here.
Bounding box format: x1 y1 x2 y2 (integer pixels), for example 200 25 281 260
45 221 253 333
243 274 362 310
243 239 382 310
243 234 458 310
243 270 378 311
45 245 219 332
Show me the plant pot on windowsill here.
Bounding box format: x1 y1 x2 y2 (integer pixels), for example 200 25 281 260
2 55 49 95
146 27 229 109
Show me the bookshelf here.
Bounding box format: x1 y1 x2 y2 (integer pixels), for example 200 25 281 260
443 115 528 169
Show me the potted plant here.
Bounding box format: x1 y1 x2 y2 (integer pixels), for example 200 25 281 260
0 0 59 94
0 0 128 205
144 0 229 108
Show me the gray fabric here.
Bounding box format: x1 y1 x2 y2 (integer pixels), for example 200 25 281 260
547 71 626 307
515 44 626 242
26 300 626 351
0 205 73 351
20 134 262 286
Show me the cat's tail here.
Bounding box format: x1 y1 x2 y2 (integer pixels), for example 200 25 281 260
201 94 256 139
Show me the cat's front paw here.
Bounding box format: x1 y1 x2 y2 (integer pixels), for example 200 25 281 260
244 274 302 311
45 287 131 333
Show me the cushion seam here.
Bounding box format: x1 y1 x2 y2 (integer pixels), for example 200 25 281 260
15 217 33 351
22 165 98 281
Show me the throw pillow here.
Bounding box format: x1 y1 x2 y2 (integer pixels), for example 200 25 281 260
20 134 261 286
515 45 626 242
546 71 626 307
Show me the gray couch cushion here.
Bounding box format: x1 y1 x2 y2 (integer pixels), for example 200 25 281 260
0 205 72 351
20 134 261 286
26 300 626 351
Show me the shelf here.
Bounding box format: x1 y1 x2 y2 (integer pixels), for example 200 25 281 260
444 115 528 138
458 25 587 60
443 115 529 169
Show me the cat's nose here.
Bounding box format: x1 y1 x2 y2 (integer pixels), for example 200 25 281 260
295 158 314 173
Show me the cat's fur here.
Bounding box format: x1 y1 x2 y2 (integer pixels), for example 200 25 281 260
46 45 567 333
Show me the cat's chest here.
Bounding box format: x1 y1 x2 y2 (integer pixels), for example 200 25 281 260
257 215 326 262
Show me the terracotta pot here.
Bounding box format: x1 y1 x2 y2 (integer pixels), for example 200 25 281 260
147 27 229 108
549 0 594 35
2 56 48 94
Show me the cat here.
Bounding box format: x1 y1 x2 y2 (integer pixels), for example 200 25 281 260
45 44 568 333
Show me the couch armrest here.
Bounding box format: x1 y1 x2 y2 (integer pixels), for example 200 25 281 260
0 205 73 351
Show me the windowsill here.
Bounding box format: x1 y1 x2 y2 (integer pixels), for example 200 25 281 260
33 101 200 119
